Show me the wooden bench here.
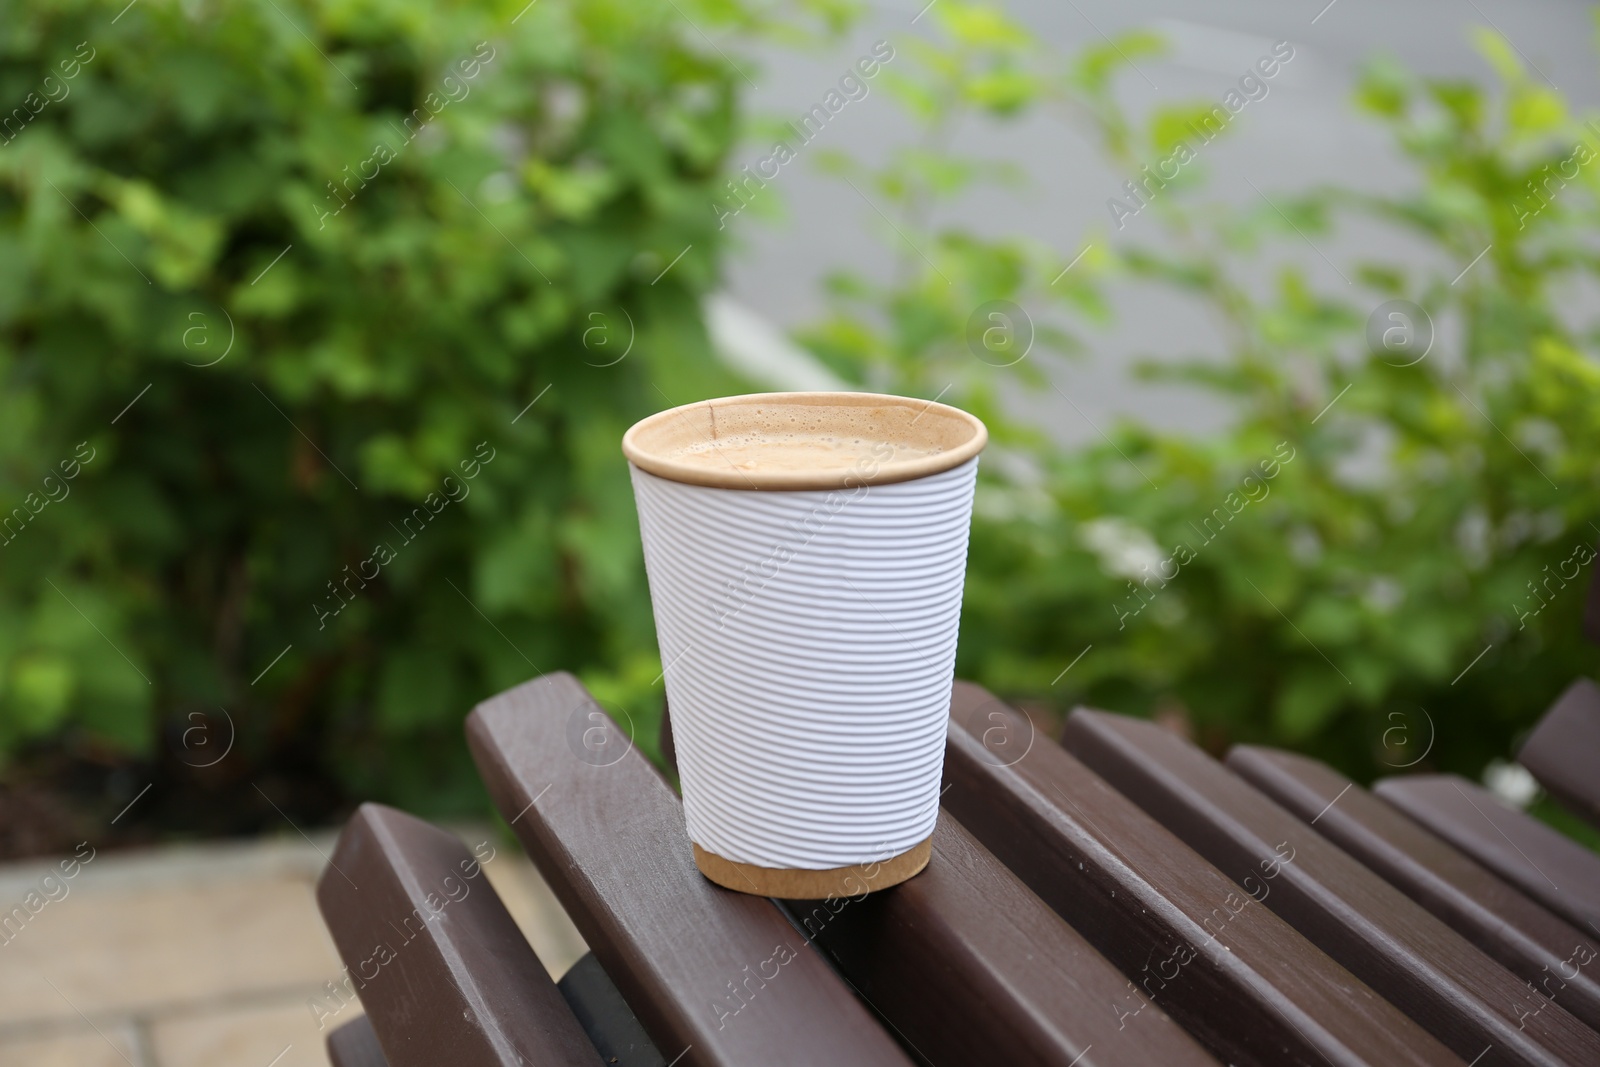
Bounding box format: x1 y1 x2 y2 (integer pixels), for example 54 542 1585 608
466 673 911 1067
1227 744 1600 1034
1516 678 1600 828
315 803 600 1066
1374 773 1600 938
1062 707 1600 1066
943 683 1455 1067
326 1017 387 1067
318 673 1600 1066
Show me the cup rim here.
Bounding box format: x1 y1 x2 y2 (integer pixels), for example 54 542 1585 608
622 390 988 490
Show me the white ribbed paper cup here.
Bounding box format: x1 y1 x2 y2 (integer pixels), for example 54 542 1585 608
623 392 986 898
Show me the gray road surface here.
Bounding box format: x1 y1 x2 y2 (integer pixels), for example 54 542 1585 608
714 0 1598 442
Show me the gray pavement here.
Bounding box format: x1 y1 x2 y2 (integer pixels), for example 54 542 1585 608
0 831 586 1067
717 0 1598 442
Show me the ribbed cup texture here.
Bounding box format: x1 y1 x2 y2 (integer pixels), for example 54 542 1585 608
629 459 978 869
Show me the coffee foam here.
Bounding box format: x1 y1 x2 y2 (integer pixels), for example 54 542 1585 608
622 391 986 491
672 432 941 474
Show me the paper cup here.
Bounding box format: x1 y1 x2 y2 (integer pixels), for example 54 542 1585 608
623 392 986 898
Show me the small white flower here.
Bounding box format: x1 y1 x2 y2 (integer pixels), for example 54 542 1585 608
1080 518 1164 581
1516 417 1563 459
1455 509 1490 571
1483 760 1540 810
479 171 517 204
1363 577 1404 615
1289 525 1322 564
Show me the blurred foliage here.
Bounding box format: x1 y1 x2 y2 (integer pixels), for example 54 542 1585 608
0 0 762 822
803 3 1599 786
2 0 1596 837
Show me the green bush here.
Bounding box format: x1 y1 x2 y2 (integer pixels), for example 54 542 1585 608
0 0 750 817
802 5 1600 784
5 0 1595 834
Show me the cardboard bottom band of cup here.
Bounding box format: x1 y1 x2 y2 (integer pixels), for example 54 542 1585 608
692 837 932 899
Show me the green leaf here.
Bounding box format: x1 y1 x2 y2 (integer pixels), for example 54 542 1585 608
1274 669 1344 740
8 653 75 736
1471 27 1524 84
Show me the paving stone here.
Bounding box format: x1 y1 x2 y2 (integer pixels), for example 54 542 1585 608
0 869 341 1027
0 823 588 1057
0 1023 144 1066
150 997 342 1067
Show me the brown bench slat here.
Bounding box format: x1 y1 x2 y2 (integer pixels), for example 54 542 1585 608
1229 745 1600 1034
1517 678 1600 829
659 705 1213 1065
942 684 1457 1067
789 812 1222 1067
1062 708 1600 1067
316 803 600 1066
1374 774 1600 939
328 1016 388 1067
656 703 1203 1062
466 672 914 1067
